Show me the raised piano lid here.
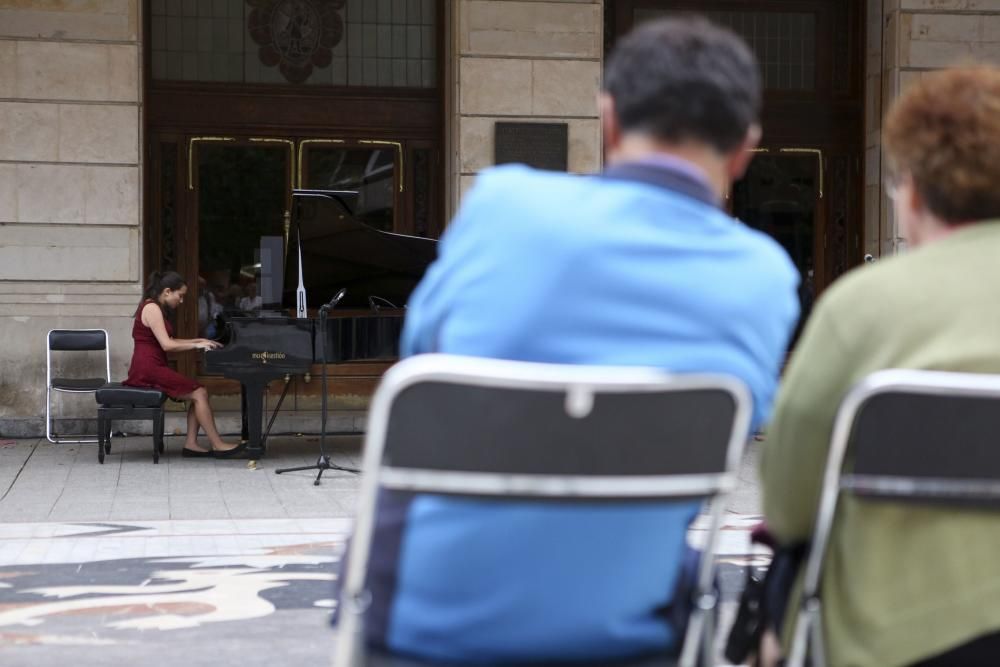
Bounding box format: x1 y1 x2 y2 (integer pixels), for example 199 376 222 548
283 189 438 311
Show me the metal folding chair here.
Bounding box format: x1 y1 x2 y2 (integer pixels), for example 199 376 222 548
787 369 1000 667
45 329 111 444
334 353 753 667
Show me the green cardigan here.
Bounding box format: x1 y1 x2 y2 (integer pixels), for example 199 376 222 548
761 221 1000 667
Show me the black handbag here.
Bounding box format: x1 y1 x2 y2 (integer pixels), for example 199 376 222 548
724 541 808 665
724 565 766 663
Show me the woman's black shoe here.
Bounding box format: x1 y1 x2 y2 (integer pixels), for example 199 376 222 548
213 442 251 459
181 447 214 458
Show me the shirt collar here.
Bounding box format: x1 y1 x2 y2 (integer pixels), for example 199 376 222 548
601 155 720 208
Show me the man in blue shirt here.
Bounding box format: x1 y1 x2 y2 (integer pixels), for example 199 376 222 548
354 17 799 663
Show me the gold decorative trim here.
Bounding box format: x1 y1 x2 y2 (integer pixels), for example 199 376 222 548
779 147 824 199
297 139 345 189
187 136 235 190
359 139 404 192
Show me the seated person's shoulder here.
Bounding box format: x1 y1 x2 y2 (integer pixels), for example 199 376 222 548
470 165 587 204
457 166 593 236
817 254 906 316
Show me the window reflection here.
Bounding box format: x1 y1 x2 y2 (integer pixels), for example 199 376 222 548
197 143 288 337
303 146 396 232
732 154 818 339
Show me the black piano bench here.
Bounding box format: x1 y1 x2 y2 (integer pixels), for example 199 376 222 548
95 383 167 464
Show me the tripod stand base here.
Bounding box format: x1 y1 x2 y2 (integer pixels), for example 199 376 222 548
275 455 360 485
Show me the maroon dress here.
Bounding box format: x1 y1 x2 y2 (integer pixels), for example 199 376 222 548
123 299 201 399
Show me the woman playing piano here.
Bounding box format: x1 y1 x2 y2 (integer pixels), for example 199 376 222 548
124 271 247 458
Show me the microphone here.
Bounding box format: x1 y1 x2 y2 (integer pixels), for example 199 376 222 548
319 288 347 313
367 295 399 313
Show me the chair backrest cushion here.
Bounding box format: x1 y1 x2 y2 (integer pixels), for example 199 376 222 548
384 382 737 478
49 329 107 352
852 391 1000 481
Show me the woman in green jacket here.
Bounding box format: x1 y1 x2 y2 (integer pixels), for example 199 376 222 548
762 66 1000 667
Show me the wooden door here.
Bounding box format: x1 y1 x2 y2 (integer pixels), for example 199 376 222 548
731 149 824 324
144 136 297 377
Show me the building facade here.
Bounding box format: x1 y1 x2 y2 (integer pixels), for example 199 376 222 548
1 0 997 435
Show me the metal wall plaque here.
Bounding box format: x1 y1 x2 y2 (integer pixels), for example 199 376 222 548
494 122 569 171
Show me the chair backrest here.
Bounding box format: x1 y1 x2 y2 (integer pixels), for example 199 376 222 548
375 356 749 498
46 329 110 384
790 369 1000 667
48 329 108 352
846 384 1000 502
336 354 753 666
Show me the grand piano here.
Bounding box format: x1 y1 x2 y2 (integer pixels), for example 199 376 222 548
202 190 438 458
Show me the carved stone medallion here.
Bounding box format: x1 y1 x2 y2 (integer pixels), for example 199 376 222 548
247 0 345 84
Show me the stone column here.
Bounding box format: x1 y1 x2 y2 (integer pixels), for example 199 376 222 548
865 0 884 260
450 0 604 214
0 1 142 436
880 0 1000 253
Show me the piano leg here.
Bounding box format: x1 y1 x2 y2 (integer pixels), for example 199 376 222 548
240 378 268 458
240 384 249 442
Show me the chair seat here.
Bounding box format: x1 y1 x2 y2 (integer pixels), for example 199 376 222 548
51 377 108 392
96 383 166 408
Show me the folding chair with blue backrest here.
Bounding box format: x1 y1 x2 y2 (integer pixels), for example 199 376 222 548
787 369 1000 667
334 354 753 667
45 329 111 444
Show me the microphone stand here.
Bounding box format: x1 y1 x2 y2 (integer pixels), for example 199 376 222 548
275 292 360 485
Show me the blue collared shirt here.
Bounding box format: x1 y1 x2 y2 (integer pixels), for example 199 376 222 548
379 163 798 662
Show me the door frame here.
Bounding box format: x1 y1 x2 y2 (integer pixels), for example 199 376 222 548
142 0 447 385
609 0 866 294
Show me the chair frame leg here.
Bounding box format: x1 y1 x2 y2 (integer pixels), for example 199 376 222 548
97 411 106 464
157 410 165 454
47 386 103 444
152 409 163 464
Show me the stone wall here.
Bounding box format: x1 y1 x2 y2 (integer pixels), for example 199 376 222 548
451 0 603 208
865 0 884 260
880 0 1000 251
0 0 142 436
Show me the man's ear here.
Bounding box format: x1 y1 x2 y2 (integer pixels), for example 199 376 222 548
726 124 762 182
600 93 621 157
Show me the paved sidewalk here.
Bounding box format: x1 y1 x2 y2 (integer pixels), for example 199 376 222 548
0 435 363 523
0 436 768 666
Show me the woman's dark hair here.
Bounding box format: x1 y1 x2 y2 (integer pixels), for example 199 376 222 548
137 271 186 315
603 17 761 153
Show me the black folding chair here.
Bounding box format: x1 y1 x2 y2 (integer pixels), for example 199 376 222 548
45 329 111 444
334 354 753 667
787 369 1000 667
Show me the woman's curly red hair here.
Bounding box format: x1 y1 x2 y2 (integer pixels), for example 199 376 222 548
884 66 1000 225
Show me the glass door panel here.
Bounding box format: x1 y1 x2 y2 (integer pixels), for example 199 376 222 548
194 141 292 339
731 152 822 327
299 141 400 232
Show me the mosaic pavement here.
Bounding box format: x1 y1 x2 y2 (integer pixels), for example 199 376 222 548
0 518 348 666
0 513 765 666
